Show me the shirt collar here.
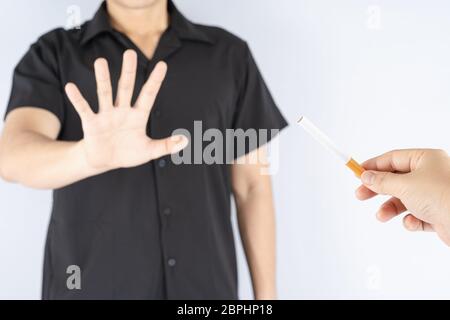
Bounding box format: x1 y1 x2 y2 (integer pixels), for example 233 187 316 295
81 1 214 46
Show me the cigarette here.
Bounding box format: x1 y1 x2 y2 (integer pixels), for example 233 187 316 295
297 116 365 178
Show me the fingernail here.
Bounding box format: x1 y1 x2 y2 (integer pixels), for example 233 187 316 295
361 171 375 185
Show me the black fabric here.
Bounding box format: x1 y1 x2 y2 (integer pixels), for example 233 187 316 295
5 1 288 299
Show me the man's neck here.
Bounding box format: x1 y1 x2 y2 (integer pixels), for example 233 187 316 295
106 0 169 38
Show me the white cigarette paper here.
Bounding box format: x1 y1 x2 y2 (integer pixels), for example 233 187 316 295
297 116 350 163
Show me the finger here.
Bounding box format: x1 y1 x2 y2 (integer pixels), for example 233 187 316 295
115 50 137 107
403 214 434 232
146 135 188 160
362 149 426 173
65 83 93 119
360 170 408 198
94 58 113 112
376 197 407 222
355 184 377 200
135 61 167 111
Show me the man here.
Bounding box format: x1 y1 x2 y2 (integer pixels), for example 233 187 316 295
0 0 287 299
357 149 450 246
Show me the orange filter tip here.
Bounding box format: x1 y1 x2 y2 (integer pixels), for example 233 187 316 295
346 158 365 178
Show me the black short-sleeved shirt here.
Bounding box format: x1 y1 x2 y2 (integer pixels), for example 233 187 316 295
5 1 287 299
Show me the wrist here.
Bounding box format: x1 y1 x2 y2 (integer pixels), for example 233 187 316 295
254 285 277 300
255 291 277 300
73 140 111 177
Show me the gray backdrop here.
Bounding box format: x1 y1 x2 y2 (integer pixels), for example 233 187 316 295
1 0 450 299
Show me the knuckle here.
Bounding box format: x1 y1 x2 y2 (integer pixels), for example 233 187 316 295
122 69 136 75
376 172 397 196
118 75 132 85
97 88 112 97
434 149 448 157
414 149 428 160
409 149 428 169
375 179 387 194
118 83 132 92
375 172 387 188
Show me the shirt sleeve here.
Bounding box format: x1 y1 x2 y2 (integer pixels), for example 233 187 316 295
4 37 64 123
231 42 288 159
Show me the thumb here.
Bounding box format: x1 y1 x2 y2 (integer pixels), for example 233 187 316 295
360 170 407 198
147 135 189 160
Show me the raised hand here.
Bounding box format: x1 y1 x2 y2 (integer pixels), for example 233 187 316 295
65 50 187 171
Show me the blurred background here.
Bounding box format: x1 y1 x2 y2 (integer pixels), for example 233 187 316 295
1 0 450 299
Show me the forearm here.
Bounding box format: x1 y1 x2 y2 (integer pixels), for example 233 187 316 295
235 184 276 300
0 131 103 189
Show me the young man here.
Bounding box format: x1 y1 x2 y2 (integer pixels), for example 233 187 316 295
0 0 287 299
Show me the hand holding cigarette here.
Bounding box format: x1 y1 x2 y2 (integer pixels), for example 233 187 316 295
297 118 450 246
356 149 450 246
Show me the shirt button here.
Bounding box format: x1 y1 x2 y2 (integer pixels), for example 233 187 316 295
163 207 171 216
168 258 176 267
158 159 166 168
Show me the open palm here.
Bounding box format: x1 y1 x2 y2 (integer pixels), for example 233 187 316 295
65 50 187 171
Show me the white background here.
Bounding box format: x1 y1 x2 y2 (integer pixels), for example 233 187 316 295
1 0 450 299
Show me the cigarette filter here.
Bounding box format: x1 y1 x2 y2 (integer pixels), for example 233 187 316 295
297 116 365 177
